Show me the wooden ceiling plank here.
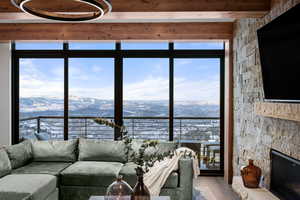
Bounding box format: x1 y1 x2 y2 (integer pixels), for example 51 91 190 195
0 0 270 12
0 23 233 41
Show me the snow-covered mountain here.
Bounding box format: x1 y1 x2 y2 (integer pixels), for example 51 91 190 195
20 96 219 118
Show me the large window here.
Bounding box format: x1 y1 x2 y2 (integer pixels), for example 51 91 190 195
124 58 169 140
174 58 221 170
68 58 114 139
19 58 64 140
13 41 224 173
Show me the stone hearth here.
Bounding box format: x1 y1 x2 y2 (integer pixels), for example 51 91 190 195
232 176 279 200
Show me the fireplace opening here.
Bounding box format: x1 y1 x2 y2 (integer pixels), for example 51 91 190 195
270 149 300 200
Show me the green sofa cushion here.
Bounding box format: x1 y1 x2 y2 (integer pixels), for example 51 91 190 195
0 149 11 178
78 139 127 163
0 192 31 200
5 140 32 169
45 188 58 200
32 140 78 162
0 174 57 200
12 162 72 176
119 162 178 188
118 162 138 187
61 161 123 187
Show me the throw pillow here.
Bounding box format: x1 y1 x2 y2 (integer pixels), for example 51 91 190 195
5 140 32 169
0 148 12 178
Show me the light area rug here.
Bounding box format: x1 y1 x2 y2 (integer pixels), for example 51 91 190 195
193 188 208 200
193 186 217 200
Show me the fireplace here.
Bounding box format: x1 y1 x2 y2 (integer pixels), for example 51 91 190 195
270 149 300 200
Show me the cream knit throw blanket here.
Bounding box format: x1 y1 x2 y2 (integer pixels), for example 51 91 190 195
144 147 200 196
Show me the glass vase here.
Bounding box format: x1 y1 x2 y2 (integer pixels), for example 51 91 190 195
131 174 150 200
241 159 262 188
106 175 133 197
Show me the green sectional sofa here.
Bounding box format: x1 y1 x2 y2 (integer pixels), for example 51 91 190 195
0 139 193 200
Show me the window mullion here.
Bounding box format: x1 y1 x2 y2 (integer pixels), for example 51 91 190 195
169 43 174 141
114 42 123 140
63 42 69 140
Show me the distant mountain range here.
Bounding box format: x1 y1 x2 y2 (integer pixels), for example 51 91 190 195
20 97 220 118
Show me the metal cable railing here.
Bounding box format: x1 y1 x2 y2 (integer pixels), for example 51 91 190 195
19 116 220 142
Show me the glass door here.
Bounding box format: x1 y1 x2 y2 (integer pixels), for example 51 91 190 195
174 58 222 171
123 58 169 140
19 58 65 140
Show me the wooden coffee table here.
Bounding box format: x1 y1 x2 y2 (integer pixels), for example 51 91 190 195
89 196 170 200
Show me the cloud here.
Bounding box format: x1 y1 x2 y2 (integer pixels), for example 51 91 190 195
175 60 193 66
69 66 89 81
20 59 220 104
123 75 219 104
20 77 64 98
20 59 41 80
20 59 64 98
124 76 169 100
69 75 219 104
174 77 219 104
91 65 102 73
51 67 64 79
70 86 114 100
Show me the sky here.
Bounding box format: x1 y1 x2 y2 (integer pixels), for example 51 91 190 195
19 42 222 105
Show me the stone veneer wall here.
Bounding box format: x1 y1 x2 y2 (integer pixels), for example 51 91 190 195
233 0 300 188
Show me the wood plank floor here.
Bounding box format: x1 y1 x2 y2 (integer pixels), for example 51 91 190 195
194 177 240 200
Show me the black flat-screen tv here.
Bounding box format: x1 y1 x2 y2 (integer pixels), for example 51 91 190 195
257 4 300 102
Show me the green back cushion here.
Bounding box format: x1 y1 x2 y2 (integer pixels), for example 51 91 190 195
6 140 32 169
32 140 78 162
78 139 127 163
128 140 178 161
0 149 11 178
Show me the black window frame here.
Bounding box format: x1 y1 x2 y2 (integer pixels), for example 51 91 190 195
11 42 225 175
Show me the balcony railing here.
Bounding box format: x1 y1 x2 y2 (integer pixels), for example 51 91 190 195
19 116 220 142
20 116 221 170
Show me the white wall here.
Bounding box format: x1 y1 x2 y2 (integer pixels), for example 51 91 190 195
0 42 11 146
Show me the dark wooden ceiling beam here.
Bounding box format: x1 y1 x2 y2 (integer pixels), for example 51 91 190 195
0 22 233 41
112 0 271 12
0 0 270 12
